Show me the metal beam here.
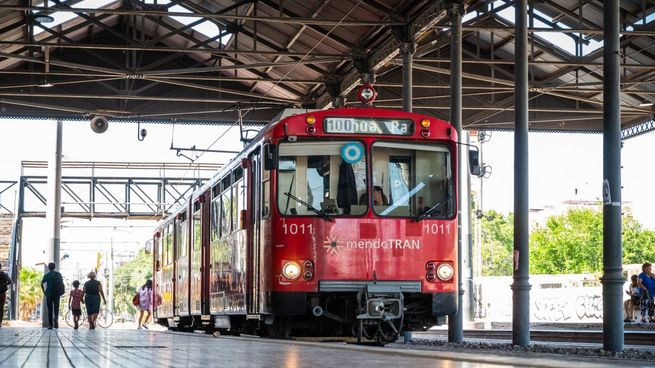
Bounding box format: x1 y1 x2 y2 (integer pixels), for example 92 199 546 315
0 92 291 105
427 24 655 37
0 41 345 57
0 5 405 26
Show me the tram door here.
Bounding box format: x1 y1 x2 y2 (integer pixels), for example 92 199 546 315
175 211 190 317
189 200 203 315
247 150 262 314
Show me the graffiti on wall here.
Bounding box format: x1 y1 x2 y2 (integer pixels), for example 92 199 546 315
475 275 610 323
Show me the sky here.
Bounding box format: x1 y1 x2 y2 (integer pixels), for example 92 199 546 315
477 130 655 228
1 118 654 274
0 119 247 275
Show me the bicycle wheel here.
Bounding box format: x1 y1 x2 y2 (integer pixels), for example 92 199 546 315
96 309 114 328
64 310 74 328
65 310 87 328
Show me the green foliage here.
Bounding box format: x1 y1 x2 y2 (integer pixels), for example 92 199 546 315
530 208 603 274
19 267 42 320
479 210 514 276
112 249 152 319
479 206 655 275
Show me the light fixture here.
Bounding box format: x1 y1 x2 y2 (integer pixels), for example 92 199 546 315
638 102 654 107
33 0 54 23
33 13 54 23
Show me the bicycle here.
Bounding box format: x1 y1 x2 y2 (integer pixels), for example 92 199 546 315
65 308 114 328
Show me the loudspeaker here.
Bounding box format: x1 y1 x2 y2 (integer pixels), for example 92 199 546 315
90 116 109 134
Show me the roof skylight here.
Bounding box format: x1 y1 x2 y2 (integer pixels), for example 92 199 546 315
34 0 232 46
491 0 603 57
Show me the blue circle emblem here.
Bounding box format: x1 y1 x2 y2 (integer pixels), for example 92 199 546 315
341 142 364 164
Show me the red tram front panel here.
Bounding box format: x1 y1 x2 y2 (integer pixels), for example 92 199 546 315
271 218 456 290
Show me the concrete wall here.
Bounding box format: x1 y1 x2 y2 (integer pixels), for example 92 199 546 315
473 270 640 323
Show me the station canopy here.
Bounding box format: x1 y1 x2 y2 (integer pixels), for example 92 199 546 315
0 0 654 136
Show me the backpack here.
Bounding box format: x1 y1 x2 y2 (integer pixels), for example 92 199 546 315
53 272 65 297
132 291 140 306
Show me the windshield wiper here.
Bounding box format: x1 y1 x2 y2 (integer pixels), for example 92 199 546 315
414 195 452 222
283 192 334 222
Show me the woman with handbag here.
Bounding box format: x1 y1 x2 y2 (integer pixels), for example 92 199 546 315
137 279 153 329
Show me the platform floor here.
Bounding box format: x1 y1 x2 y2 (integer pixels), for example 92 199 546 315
0 327 639 368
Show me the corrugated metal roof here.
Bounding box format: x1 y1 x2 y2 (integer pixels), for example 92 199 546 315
0 0 653 133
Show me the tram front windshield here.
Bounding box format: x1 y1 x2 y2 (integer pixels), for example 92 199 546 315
276 141 452 219
278 141 368 216
371 142 452 219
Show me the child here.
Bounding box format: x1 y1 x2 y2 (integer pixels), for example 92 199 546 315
68 280 83 329
624 274 640 322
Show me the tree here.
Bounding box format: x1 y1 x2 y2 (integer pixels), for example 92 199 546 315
112 249 152 320
19 267 42 320
477 206 655 276
530 206 655 274
479 210 514 276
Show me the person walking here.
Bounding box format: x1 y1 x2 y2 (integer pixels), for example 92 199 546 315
68 280 83 329
40 262 65 329
81 272 106 330
0 264 12 328
137 279 153 330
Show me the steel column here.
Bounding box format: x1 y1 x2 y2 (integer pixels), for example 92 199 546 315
42 119 62 327
512 0 531 347
448 1 464 344
401 42 414 112
602 0 624 353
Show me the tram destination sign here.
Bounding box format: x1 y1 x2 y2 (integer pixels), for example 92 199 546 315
324 117 414 136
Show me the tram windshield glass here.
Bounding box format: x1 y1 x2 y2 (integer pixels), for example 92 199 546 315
371 142 453 219
278 141 368 216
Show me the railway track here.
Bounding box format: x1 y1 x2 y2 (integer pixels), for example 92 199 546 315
416 329 655 346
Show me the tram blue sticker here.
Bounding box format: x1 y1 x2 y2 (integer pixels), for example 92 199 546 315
341 142 364 164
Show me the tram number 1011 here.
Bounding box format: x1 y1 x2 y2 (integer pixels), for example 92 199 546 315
283 223 315 235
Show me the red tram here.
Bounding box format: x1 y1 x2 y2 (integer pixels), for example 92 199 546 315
152 105 478 342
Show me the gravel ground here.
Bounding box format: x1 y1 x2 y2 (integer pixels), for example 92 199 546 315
391 338 655 365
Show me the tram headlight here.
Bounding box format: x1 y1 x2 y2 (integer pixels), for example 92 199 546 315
436 263 454 281
282 261 302 280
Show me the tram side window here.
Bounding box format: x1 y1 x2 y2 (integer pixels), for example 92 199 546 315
177 212 188 258
156 233 162 271
263 157 271 219
166 224 174 265
210 185 220 241
221 175 232 236
233 168 243 231
193 202 201 251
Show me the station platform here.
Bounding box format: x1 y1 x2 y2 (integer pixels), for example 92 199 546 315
0 326 648 368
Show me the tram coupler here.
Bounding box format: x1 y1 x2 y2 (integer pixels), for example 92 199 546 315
356 284 404 321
